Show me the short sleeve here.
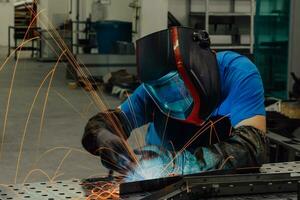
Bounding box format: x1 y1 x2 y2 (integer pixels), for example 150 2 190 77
215 51 265 127
230 71 266 127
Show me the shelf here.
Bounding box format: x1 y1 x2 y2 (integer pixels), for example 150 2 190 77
10 46 38 51
209 12 252 16
211 45 251 50
258 14 288 17
190 12 206 16
14 0 34 7
76 30 96 34
190 12 252 17
188 0 254 53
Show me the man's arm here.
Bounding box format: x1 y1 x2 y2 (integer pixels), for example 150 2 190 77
230 71 266 133
191 52 267 171
81 85 154 172
82 84 153 155
229 70 266 132
236 115 266 132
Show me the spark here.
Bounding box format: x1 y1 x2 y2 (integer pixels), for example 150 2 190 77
0 36 40 160
160 111 170 151
51 173 65 183
22 169 52 184
14 51 66 184
53 89 87 119
85 181 120 200
159 114 230 178
83 100 95 116
37 50 67 158
219 156 235 170
51 149 72 182
33 147 91 166
26 3 139 172
1 7 44 181
0 2 137 195
125 115 231 182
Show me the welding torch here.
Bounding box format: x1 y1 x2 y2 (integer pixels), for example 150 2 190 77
82 109 138 175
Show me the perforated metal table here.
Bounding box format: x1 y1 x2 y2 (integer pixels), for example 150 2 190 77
0 162 299 200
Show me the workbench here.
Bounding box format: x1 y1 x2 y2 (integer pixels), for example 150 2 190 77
0 162 299 200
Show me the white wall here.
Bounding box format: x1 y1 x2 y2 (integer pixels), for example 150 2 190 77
168 0 189 26
48 0 69 27
36 0 187 43
106 0 133 21
82 0 133 22
38 0 69 29
139 0 168 38
0 1 14 46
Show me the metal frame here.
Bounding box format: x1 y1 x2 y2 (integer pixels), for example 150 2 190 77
7 26 41 59
36 28 73 62
121 162 300 200
141 174 299 200
267 131 300 162
188 0 255 53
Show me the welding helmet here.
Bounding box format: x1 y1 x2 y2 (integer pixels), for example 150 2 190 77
137 27 221 125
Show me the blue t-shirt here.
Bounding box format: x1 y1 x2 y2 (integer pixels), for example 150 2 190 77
120 51 265 149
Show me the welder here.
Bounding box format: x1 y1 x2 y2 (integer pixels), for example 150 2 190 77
82 27 267 179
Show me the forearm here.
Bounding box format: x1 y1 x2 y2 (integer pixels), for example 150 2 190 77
194 126 268 171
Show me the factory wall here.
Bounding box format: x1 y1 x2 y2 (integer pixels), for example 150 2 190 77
139 0 168 38
168 0 189 26
0 0 181 46
106 0 133 21
81 0 133 22
0 1 14 46
38 0 69 28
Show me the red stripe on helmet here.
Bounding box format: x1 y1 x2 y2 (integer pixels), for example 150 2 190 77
170 27 204 125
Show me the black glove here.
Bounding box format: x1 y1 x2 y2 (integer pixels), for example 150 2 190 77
82 109 134 173
96 128 134 173
194 126 268 171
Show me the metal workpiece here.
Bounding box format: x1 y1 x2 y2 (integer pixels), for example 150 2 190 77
141 172 299 200
122 161 300 199
0 162 299 200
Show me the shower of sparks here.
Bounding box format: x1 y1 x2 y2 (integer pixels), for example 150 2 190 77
83 181 120 200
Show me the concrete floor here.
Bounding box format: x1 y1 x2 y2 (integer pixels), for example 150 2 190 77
0 47 142 185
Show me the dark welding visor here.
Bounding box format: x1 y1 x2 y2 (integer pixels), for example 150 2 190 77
136 29 176 83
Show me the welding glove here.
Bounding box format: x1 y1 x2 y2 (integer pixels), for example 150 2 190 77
82 109 134 174
193 126 268 171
